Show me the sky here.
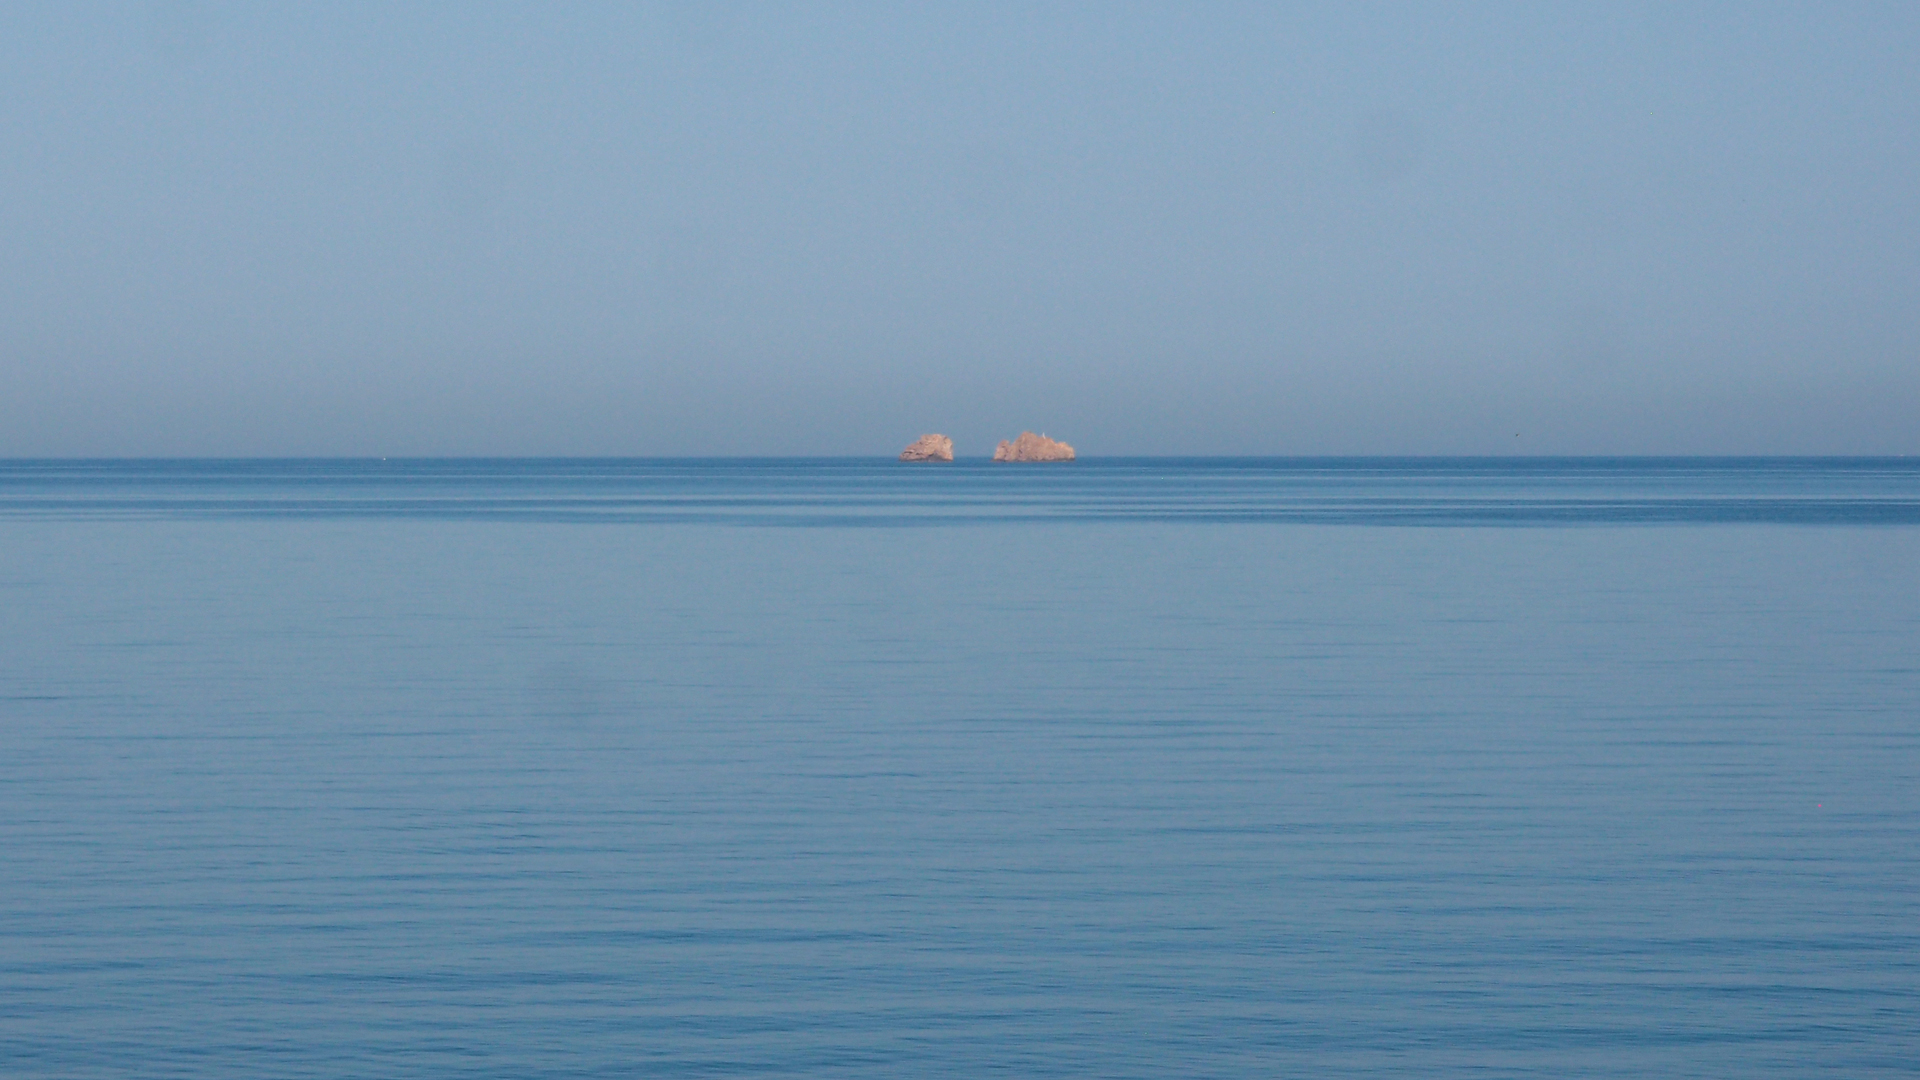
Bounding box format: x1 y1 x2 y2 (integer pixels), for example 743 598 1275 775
2 2 1916 456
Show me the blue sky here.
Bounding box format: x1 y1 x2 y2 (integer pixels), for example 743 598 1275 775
3 2 1916 455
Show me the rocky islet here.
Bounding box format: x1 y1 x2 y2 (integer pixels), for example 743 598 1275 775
992 432 1075 462
898 434 955 462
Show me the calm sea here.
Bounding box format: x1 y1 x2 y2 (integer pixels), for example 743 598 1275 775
3 459 1917 1078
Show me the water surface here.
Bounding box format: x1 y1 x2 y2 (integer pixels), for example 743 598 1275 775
2 459 1916 1077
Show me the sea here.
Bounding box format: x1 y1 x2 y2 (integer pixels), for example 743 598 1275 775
2 458 1916 1078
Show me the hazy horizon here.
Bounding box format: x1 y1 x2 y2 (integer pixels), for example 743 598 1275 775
4 2 1917 456
7 451 1920 462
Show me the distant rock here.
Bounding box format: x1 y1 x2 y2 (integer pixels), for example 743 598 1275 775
899 434 954 462
992 432 1075 462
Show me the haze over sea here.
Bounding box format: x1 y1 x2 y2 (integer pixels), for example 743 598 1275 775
2 458 1916 1078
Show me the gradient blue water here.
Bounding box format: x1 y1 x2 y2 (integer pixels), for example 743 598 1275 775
3 460 1916 1077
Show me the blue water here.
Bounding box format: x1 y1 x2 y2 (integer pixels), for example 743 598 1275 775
2 459 1917 1077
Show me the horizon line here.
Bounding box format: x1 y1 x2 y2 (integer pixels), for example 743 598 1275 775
2 454 1913 463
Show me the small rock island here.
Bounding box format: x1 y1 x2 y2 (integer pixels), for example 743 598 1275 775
899 434 955 462
992 432 1076 462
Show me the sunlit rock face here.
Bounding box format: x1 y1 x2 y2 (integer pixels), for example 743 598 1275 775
991 432 1075 462
899 434 955 462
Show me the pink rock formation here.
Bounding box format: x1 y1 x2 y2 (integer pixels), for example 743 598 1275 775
899 434 955 462
992 432 1075 462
